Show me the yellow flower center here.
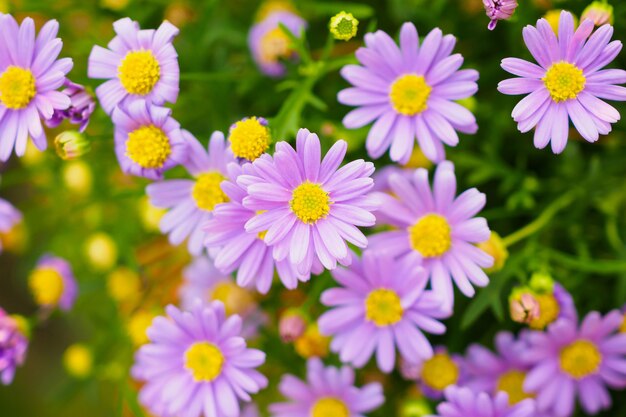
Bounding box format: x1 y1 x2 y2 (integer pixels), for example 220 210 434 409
310 397 349 417
118 50 161 95
529 293 560 330
28 267 65 306
389 74 431 116
211 282 255 316
259 27 292 64
229 117 270 161
620 313 626 333
421 353 459 391
496 370 534 405
0 66 37 109
560 340 602 379
365 288 403 327
192 172 229 212
290 182 331 224
408 213 452 258
184 342 225 382
125 125 171 169
543 62 586 103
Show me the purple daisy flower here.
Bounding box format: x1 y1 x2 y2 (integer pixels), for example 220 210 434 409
28 255 77 311
523 311 626 417
464 331 536 404
369 161 493 312
527 282 577 330
484 0 518 30
0 308 28 385
318 250 449 373
431 386 535 417
132 301 268 417
179 256 266 339
240 128 378 275
204 161 309 293
0 197 21 253
88 18 179 114
498 11 626 153
147 130 233 255
45 79 96 132
269 358 384 417
113 100 187 180
0 15 73 161
338 22 478 164
249 11 307 77
417 346 466 400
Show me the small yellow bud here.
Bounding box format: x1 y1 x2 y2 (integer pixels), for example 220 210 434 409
294 324 330 358
62 160 93 196
54 131 90 160
63 344 93 378
107 267 141 303
127 310 157 347
477 232 508 273
84 232 118 272
329 11 359 41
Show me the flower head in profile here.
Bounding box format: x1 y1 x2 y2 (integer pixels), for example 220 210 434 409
45 80 96 132
464 332 535 404
28 255 77 311
339 22 478 164
0 308 28 385
88 18 179 114
416 346 465 399
147 130 233 255
483 0 518 30
0 16 73 161
581 1 614 27
318 250 449 373
113 100 187 180
432 386 535 417
203 162 309 293
523 311 626 417
240 128 377 276
0 198 21 253
498 11 626 153
248 10 306 77
132 301 268 417
269 358 384 417
369 161 493 311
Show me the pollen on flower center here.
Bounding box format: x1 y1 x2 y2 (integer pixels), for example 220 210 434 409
184 342 225 382
421 353 459 391
365 288 403 327
408 213 452 258
118 50 161 95
559 340 602 379
125 125 171 169
192 172 229 212
28 267 65 306
0 66 37 109
229 117 270 160
311 397 349 417
543 62 586 102
529 293 560 330
289 182 331 224
496 370 534 405
389 74 432 116
259 27 292 64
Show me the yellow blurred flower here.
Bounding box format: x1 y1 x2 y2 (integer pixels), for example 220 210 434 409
63 344 93 378
0 0 9 13
544 10 578 33
62 160 93 196
139 196 166 233
84 232 118 272
100 0 130 11
165 2 196 28
29 267 65 306
477 232 508 273
211 282 257 316
21 140 45 166
0 220 28 254
256 0 296 21
127 310 157 347
107 267 141 304
294 324 330 359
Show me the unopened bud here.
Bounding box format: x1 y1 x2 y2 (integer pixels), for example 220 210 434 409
529 272 554 294
54 131 90 160
509 289 540 324
279 309 307 343
329 11 359 41
581 1 614 26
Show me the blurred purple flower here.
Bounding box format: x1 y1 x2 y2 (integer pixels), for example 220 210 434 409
29 255 77 311
338 22 478 164
0 16 73 161
483 0 518 30
498 11 626 153
132 301 267 417
45 80 96 132
0 308 28 385
269 358 384 417
0 198 21 253
88 18 179 114
318 250 449 373
147 131 233 255
432 386 535 417
416 345 466 400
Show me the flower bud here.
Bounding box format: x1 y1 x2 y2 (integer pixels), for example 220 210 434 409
0 309 29 385
46 80 96 133
400 398 433 417
483 0 518 30
329 11 359 41
54 131 91 160
63 344 93 378
528 272 554 294
477 232 508 273
509 291 540 324
279 309 307 343
581 1 614 26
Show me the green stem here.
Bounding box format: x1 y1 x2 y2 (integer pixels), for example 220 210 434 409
502 190 579 247
547 249 626 274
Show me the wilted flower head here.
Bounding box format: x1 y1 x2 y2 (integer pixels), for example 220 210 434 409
483 0 518 30
0 309 28 385
28 255 77 311
329 11 359 41
54 131 91 160
509 291 540 324
45 80 96 132
581 1 614 26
